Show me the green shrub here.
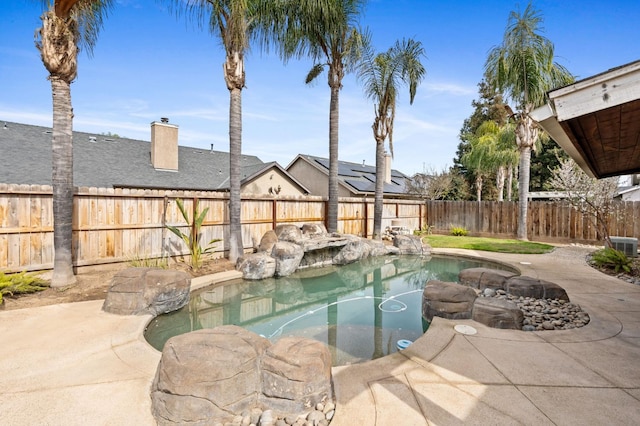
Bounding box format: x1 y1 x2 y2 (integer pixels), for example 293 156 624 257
166 198 220 270
450 225 468 237
414 224 434 236
591 247 633 273
0 271 49 304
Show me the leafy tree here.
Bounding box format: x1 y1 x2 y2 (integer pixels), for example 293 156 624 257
492 123 518 201
35 0 113 287
548 158 619 244
460 121 515 202
458 80 510 140
461 122 497 202
454 79 509 200
529 137 569 191
406 167 454 200
277 0 367 233
485 2 573 240
356 37 426 239
443 172 471 201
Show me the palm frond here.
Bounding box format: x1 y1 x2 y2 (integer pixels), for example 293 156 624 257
305 63 325 84
66 0 115 55
484 2 573 111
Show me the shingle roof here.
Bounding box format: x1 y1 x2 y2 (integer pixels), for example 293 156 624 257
291 154 410 195
0 121 264 191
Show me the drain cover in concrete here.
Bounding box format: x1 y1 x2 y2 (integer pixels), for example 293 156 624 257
454 324 477 335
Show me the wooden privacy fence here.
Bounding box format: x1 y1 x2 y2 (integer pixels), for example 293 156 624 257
425 200 640 243
0 184 425 273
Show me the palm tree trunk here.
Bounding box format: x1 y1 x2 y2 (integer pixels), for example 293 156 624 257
228 87 243 262
373 140 385 239
50 76 77 287
507 166 514 201
496 166 506 201
327 83 340 233
476 175 483 202
517 147 531 240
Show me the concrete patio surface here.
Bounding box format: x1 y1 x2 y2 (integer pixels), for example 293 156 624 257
1 246 639 425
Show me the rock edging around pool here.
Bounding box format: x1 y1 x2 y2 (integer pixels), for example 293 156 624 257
151 325 335 426
237 223 430 280
422 267 590 331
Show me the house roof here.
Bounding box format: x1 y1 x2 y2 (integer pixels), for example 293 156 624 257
530 60 640 179
287 154 411 196
217 161 310 194
0 121 267 191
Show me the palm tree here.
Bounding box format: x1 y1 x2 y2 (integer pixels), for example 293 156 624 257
276 0 367 233
484 2 573 239
356 37 426 239
492 123 518 201
461 121 498 202
172 0 283 263
35 0 113 287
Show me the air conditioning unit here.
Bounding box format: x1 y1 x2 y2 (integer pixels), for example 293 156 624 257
609 236 638 258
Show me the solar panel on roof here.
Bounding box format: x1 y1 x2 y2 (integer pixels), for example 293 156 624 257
344 179 375 192
314 158 330 169
338 163 362 177
314 157 365 177
383 182 406 194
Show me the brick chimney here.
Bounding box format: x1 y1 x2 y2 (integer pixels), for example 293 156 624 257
151 118 178 171
384 151 392 183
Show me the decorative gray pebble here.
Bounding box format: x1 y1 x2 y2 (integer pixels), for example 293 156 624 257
307 410 325 423
483 288 496 297
480 292 590 331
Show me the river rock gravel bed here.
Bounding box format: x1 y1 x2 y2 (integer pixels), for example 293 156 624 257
479 289 590 331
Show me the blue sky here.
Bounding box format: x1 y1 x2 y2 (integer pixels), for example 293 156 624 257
2 1 639 176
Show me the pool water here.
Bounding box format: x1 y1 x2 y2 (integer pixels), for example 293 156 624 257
145 255 511 366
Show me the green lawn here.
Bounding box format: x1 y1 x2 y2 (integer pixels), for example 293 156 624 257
421 234 555 254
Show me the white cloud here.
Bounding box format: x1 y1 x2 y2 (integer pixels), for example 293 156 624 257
423 82 476 96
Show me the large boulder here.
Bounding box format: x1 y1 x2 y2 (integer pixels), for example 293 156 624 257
472 297 524 329
237 253 277 280
258 230 278 253
458 268 518 291
362 238 394 257
393 234 430 255
151 326 271 426
505 276 570 301
422 280 477 321
102 268 190 316
301 223 327 238
272 241 304 277
274 224 302 243
260 337 333 417
333 239 366 265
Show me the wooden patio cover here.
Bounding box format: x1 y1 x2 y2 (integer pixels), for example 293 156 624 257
530 60 640 179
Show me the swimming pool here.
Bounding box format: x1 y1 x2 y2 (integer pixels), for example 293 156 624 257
145 255 513 366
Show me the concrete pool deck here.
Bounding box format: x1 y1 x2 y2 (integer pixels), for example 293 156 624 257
1 246 640 425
